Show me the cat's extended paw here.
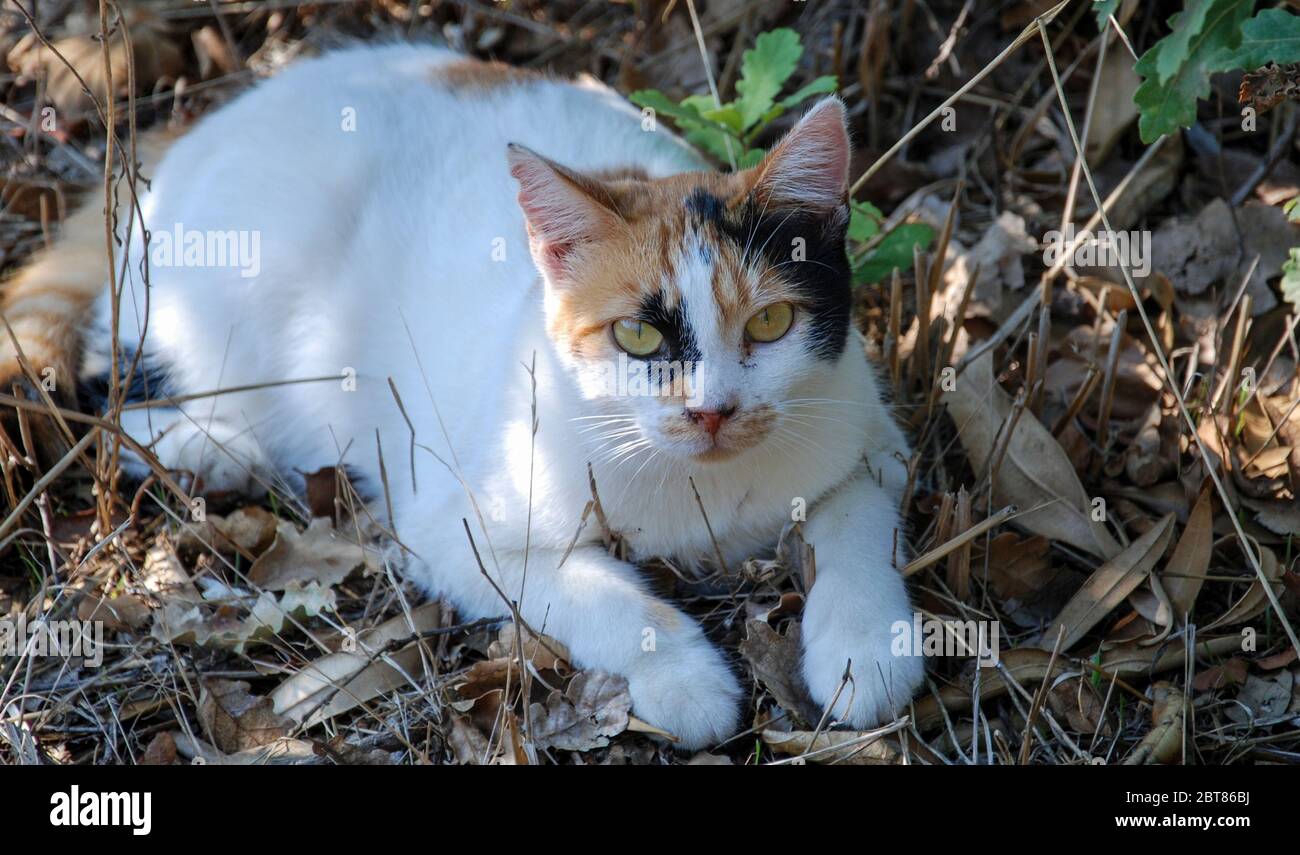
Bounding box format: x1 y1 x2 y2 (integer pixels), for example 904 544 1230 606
624 635 742 750
117 410 270 496
800 607 925 729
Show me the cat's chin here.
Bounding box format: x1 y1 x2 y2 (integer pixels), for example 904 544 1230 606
691 444 745 463
680 433 766 462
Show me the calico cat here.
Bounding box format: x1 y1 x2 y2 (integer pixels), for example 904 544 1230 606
0 45 923 748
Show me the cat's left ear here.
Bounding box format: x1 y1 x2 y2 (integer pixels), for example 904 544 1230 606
507 143 623 282
743 97 850 211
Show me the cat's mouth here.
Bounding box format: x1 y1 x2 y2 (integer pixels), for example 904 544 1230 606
661 405 774 461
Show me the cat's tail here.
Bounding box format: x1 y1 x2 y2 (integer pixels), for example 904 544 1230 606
0 126 182 406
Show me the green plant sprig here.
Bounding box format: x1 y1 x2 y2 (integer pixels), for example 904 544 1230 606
631 27 932 285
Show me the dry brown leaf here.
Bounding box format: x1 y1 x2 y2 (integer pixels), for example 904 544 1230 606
271 601 443 725
1084 47 1141 164
983 532 1055 600
1256 648 1299 670
151 581 334 651
913 636 1241 730
1161 486 1213 618
168 731 380 766
1147 199 1296 314
7 10 183 116
1123 682 1184 764
199 679 291 754
527 670 631 751
191 25 237 79
1043 513 1174 651
1245 500 1300 538
761 728 900 765
456 658 516 700
1202 543 1285 632
1226 671 1294 725
447 715 491 765
140 538 201 602
486 622 570 672
1046 677 1106 734
1046 324 1163 424
941 211 1038 319
75 583 149 630
1191 658 1248 691
247 517 377 591
140 732 177 766
302 467 341 520
739 619 819 727
177 506 277 557
946 349 1121 560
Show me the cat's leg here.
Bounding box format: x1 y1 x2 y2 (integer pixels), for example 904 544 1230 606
413 542 742 749
801 471 924 727
116 407 271 495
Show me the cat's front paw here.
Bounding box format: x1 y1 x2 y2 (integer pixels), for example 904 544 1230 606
800 601 925 729
624 634 742 750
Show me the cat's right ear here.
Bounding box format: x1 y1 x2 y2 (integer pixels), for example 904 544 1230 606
507 144 622 283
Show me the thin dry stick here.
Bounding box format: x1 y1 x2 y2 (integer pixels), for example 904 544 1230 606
683 0 735 170
1036 20 1300 659
902 504 1017 577
1049 364 1101 436
850 0 1070 194
1018 625 1066 765
1059 24 1111 233
0 430 98 541
688 476 729 575
1041 135 1170 285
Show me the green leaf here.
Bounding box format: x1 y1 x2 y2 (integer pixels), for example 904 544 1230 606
738 148 766 169
629 89 707 125
1155 0 1217 85
853 223 935 285
735 28 803 130
1283 195 1300 223
635 90 742 163
1093 0 1120 31
1223 8 1300 69
700 106 745 134
1281 248 1300 311
778 75 839 109
684 126 738 163
848 201 883 243
1133 0 1254 144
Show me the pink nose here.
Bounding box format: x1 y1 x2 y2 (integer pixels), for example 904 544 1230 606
687 404 737 437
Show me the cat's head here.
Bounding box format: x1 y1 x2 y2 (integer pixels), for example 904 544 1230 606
508 97 853 463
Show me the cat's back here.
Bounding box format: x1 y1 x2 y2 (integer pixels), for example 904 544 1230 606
116 44 706 330
103 44 706 391
156 43 704 214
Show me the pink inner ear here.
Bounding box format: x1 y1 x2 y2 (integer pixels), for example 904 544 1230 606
507 144 619 278
751 99 850 210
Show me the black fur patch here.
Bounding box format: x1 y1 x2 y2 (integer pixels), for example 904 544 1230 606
79 345 173 412
685 188 851 361
636 290 701 364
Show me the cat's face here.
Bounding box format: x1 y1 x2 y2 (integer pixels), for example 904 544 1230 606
510 99 852 463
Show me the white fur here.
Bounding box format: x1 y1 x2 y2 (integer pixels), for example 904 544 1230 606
86 45 923 749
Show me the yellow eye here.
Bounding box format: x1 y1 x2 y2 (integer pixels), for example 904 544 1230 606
612 319 664 357
745 302 794 343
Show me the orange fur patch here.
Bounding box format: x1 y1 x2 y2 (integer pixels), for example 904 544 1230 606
0 125 184 392
432 59 544 93
545 171 809 363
